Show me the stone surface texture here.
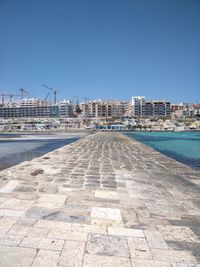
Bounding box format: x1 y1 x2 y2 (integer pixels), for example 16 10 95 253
0 132 200 267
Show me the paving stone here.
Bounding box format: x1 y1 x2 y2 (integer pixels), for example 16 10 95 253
176 263 200 267
166 241 200 262
158 225 200 243
127 237 152 259
151 249 197 262
34 219 72 229
0 233 23 246
14 217 37 227
0 198 34 210
0 246 37 267
37 194 67 204
0 217 17 233
8 225 49 237
25 206 87 223
83 254 131 267
0 209 25 217
108 227 144 237
95 190 119 200
48 227 88 241
70 223 106 234
14 186 37 192
58 240 85 267
0 132 200 265
91 207 122 221
31 250 60 267
86 233 130 257
91 218 124 228
0 180 19 193
144 230 168 249
20 236 64 250
131 259 177 266
0 197 6 203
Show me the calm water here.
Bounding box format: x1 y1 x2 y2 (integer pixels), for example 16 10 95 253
126 131 200 170
0 134 79 171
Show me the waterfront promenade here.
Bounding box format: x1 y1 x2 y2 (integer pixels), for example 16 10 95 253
0 132 200 267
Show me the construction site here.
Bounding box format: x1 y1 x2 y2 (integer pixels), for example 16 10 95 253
0 86 74 119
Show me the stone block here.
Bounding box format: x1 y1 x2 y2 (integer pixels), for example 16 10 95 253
20 237 64 251
127 237 152 259
31 250 60 267
0 246 37 267
86 233 130 257
58 240 85 267
83 254 131 267
91 207 122 221
108 227 144 237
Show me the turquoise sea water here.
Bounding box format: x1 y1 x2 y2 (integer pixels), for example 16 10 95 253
126 131 200 170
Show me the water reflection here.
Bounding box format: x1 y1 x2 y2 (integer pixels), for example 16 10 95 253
0 137 79 171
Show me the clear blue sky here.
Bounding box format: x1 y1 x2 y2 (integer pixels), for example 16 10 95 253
0 0 199 103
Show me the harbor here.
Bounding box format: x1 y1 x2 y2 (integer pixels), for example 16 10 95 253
0 132 199 266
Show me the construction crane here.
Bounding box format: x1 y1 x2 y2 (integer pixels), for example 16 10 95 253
42 84 58 104
0 93 20 105
44 92 50 101
19 88 30 100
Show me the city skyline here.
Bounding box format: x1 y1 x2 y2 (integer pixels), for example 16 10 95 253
1 92 200 104
0 90 200 105
0 0 200 103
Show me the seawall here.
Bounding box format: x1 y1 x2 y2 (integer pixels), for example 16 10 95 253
0 132 200 266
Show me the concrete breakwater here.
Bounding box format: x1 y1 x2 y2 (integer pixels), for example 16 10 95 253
0 132 200 266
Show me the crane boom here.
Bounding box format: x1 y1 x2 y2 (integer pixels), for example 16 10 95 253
0 93 20 105
42 84 54 91
42 84 58 104
19 88 30 100
44 92 50 101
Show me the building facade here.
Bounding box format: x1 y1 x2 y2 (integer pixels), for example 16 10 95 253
0 106 59 118
59 100 73 118
131 96 171 117
80 100 125 118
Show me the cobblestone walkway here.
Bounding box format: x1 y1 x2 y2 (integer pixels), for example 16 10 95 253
0 132 200 267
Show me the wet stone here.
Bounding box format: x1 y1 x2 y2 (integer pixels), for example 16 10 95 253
85 180 100 185
31 169 44 176
39 187 58 194
14 186 36 192
166 241 200 262
25 207 86 223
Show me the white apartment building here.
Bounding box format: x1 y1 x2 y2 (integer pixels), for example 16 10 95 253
59 100 73 118
131 96 146 117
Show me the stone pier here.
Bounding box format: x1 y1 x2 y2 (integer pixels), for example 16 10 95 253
0 132 200 267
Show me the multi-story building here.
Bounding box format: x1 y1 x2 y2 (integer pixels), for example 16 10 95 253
0 98 59 118
171 103 200 118
20 98 51 107
131 97 171 117
59 100 73 118
131 96 146 117
145 101 154 116
80 100 125 118
0 98 75 119
152 101 171 117
0 105 59 118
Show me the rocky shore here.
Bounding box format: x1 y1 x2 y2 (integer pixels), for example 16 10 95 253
0 132 200 266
